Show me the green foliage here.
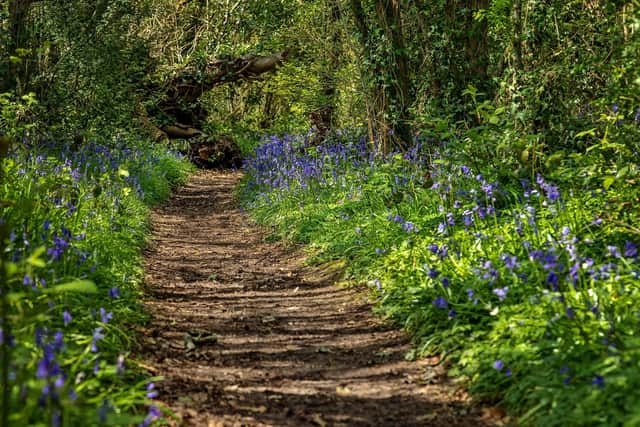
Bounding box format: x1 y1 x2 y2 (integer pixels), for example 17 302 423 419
0 135 192 426
240 129 640 426
0 0 156 138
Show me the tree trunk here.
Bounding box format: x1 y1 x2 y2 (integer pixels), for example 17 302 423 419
349 0 381 149
375 0 413 150
3 0 38 94
310 0 342 144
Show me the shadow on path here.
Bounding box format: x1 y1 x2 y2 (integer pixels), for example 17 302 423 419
139 171 500 426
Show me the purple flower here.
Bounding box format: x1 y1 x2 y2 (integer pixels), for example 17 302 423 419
501 254 518 270
624 241 638 258
440 277 450 288
466 288 475 300
35 327 45 347
592 375 605 388
402 221 419 234
63 310 72 326
446 213 455 226
54 375 65 389
99 307 113 324
505 368 512 377
427 267 440 279
433 297 448 310
139 405 161 427
48 236 70 261
91 327 105 352
542 253 559 270
544 184 560 202
438 245 448 260
493 287 509 302
566 307 576 319
493 360 504 370
546 272 559 291
53 331 64 350
568 262 580 284
607 245 621 258
462 210 473 226
146 382 158 399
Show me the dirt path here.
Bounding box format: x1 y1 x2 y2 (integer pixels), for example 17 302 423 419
140 170 499 426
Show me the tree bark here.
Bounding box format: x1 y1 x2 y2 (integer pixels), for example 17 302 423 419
349 0 378 148
375 0 412 150
3 0 40 94
310 0 342 143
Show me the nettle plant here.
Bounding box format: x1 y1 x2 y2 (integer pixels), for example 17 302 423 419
1 138 189 426
242 130 640 425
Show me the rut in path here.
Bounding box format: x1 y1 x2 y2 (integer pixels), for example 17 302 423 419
139 170 499 427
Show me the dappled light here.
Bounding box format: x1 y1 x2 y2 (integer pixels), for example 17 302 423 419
140 171 493 426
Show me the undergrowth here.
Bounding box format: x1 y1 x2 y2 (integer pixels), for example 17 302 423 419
0 137 193 426
239 130 640 426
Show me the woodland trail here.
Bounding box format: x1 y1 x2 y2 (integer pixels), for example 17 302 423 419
139 170 500 427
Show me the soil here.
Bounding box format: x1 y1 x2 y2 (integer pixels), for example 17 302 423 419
139 170 504 427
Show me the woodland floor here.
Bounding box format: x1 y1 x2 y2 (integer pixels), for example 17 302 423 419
138 170 504 427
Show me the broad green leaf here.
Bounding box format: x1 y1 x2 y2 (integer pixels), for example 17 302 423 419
603 175 616 189
27 246 47 268
616 166 629 180
46 280 97 294
5 262 17 277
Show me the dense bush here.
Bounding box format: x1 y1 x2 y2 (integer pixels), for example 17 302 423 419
0 137 192 426
240 130 640 426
